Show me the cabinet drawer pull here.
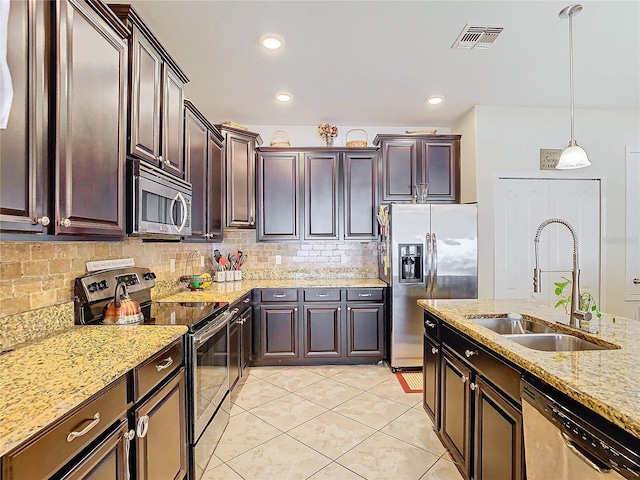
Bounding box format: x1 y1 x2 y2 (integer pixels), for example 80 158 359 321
66 412 100 442
425 320 436 328
470 382 477 391
156 356 174 371
316 293 329 297
634 278 640 284
272 294 286 298
243 298 250 303
461 375 468 384
136 415 150 438
358 293 372 297
464 349 478 358
431 347 439 354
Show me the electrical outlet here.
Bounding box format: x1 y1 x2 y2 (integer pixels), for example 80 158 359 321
275 255 282 265
200 256 205 268
170 259 175 273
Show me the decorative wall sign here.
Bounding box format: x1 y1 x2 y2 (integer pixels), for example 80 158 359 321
540 149 562 170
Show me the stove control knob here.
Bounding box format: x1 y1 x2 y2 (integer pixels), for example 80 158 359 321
98 280 108 290
88 282 98 293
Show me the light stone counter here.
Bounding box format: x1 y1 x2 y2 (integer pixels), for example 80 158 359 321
418 298 640 439
0 325 187 457
158 278 387 304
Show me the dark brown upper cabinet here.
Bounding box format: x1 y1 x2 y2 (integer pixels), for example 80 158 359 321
183 101 224 242
109 4 189 178
374 134 461 203
256 150 300 241
54 0 129 236
256 147 379 242
0 0 49 234
304 152 339 241
215 125 262 229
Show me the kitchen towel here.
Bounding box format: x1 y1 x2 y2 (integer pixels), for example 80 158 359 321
0 0 13 129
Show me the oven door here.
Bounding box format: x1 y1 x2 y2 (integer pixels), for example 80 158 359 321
191 317 229 441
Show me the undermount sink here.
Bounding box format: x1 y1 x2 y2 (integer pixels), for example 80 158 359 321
502 333 612 351
469 316 557 335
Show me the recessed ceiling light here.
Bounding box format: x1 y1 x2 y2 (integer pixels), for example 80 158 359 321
261 34 284 50
275 92 292 102
427 95 445 105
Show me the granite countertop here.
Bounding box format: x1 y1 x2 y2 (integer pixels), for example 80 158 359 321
0 325 187 457
418 298 640 439
157 278 387 304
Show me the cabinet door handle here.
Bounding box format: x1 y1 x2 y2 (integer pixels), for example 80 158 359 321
470 383 477 391
123 429 135 480
347 306 352 311
464 349 478 358
316 293 329 297
425 320 436 328
294 307 298 312
156 356 174 372
633 278 640 284
461 375 468 384
34 216 50 226
67 412 100 442
358 293 372 297
59 217 72 227
337 306 341 312
243 298 250 303
136 415 150 438
431 347 439 354
272 294 286 298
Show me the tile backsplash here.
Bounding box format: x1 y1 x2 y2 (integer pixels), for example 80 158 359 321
0 230 378 318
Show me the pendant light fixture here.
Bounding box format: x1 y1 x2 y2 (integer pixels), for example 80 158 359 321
556 4 591 170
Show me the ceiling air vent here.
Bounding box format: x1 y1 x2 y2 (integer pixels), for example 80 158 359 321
452 24 504 49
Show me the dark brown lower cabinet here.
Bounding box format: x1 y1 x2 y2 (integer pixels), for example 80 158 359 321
474 376 523 480
303 304 342 358
58 420 130 480
259 305 299 360
133 370 187 480
346 303 384 357
423 335 440 427
440 348 473 479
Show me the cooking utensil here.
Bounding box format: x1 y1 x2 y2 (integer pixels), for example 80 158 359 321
219 256 227 271
102 280 144 324
213 249 222 263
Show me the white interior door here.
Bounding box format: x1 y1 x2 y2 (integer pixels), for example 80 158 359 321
494 178 601 306
626 147 640 302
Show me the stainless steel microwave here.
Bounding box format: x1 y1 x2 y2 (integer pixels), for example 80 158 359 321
127 159 192 238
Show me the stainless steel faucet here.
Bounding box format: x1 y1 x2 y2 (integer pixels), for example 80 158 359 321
533 218 591 328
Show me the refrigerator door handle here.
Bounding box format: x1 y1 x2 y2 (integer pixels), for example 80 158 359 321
425 233 431 292
431 233 438 296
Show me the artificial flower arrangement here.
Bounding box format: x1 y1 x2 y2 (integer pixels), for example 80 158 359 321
317 123 338 139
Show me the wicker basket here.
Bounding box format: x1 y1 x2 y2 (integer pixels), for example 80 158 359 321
269 130 291 147
221 121 248 131
346 129 368 147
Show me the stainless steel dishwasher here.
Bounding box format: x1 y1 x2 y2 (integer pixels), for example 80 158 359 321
521 379 640 479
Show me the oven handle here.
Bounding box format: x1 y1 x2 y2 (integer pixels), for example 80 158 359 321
170 191 188 233
194 312 230 346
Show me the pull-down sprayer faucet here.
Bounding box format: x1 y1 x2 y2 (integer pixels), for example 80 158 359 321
533 218 592 329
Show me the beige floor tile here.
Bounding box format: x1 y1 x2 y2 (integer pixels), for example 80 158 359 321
229 401 245 417
420 458 464 480
331 365 394 391
381 408 446 456
232 378 289 410
245 366 298 378
250 393 327 431
307 461 365 480
203 453 223 472
261 368 325 392
295 378 364 409
302 365 351 377
288 411 376 459
368 378 423 406
227 434 331 480
213 411 281 462
201 463 243 480
337 432 440 480
333 392 409 430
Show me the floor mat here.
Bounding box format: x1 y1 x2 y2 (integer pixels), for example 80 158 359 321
395 371 423 393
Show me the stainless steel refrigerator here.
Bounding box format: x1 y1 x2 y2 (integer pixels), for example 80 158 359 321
379 203 478 370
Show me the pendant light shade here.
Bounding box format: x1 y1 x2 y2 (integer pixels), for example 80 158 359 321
556 4 591 170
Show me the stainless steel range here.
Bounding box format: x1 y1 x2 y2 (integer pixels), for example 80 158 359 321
74 267 233 480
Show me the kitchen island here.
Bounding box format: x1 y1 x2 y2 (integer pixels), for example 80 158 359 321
418 298 640 438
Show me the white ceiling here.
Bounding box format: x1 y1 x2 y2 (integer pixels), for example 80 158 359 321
125 1 640 127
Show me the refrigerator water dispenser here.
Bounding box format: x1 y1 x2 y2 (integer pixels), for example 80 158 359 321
398 244 423 283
